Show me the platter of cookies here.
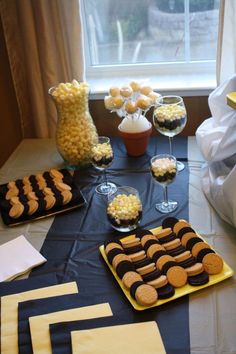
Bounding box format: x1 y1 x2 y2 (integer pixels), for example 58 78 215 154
0 168 86 226
100 217 234 311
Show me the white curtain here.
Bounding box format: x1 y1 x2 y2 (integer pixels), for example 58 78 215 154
196 0 236 227
0 0 85 138
217 0 236 84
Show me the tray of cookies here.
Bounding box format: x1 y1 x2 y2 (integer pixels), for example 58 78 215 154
0 168 86 226
99 217 234 311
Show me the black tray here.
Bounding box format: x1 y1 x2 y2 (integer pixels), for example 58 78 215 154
0 169 86 227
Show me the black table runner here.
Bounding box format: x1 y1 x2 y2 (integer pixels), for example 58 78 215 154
31 136 190 354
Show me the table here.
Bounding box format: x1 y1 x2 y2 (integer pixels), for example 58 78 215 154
0 137 236 354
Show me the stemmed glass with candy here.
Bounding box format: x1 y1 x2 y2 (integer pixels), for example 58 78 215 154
153 96 187 171
150 154 178 213
91 136 117 195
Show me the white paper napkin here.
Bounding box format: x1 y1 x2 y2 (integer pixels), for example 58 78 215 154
0 235 46 282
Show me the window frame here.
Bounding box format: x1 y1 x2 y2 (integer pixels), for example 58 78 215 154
80 0 218 96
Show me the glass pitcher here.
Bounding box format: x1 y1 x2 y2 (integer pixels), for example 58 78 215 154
49 80 98 169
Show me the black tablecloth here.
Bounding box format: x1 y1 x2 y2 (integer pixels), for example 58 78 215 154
18 293 107 354
0 273 58 297
31 136 190 354
50 315 134 354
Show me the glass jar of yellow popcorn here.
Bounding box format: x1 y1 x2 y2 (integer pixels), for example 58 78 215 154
49 80 98 169
107 186 142 232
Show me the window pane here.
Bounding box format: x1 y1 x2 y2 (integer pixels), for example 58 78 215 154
189 0 220 60
81 0 219 66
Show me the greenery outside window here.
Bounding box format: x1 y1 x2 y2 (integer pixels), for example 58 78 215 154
80 0 220 94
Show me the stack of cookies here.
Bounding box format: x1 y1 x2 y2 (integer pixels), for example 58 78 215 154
103 217 224 307
161 217 224 285
0 169 84 225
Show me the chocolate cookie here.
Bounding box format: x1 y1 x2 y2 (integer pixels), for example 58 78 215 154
161 261 178 275
130 281 145 299
133 257 153 269
143 239 160 252
152 250 167 263
142 269 162 282
177 256 197 269
177 227 196 240
162 217 179 230
135 229 153 238
188 271 209 286
157 283 175 299
106 248 125 264
116 260 135 279
167 245 186 257
185 237 203 251
104 238 122 248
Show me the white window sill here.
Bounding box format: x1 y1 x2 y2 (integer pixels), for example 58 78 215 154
88 73 216 99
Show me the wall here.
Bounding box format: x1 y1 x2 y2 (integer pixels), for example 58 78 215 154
0 17 22 168
0 12 211 167
89 96 210 137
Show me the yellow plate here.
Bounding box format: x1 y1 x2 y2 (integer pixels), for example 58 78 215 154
99 226 234 311
227 92 236 110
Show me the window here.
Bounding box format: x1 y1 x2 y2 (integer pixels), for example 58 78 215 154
80 0 220 94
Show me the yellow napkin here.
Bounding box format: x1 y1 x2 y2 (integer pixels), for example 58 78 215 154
29 303 112 354
1 281 78 354
227 92 236 110
71 321 166 354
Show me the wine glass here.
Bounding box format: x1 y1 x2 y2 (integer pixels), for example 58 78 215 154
150 154 178 213
91 136 117 195
153 95 187 171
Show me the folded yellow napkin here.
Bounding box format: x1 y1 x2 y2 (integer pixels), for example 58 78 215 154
29 303 112 354
71 321 166 354
1 281 78 354
0 235 46 282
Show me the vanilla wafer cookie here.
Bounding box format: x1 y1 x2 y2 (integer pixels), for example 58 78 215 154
134 283 158 306
202 253 223 275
